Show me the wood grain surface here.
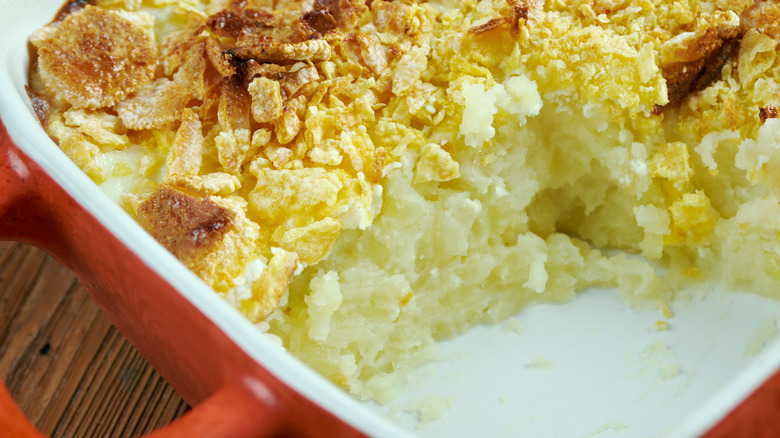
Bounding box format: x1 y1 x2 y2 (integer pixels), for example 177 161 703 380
0 241 190 437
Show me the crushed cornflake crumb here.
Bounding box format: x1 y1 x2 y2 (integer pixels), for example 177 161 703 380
501 317 526 335
402 396 454 425
527 356 554 370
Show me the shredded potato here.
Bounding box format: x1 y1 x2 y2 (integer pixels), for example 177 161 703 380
28 0 780 404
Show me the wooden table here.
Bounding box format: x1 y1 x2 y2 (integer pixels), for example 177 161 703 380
0 241 189 437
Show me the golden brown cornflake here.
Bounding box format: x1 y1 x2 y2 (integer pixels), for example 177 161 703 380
137 184 236 267
413 143 459 184
301 0 368 34
202 200 264 291
243 248 299 322
175 173 241 196
249 167 344 223
275 96 306 144
275 110 303 145
116 78 191 130
741 0 780 39
337 127 374 174
307 139 343 166
34 6 156 109
62 108 128 150
279 217 342 264
218 76 252 131
60 133 106 183
404 82 437 117
469 18 506 35
159 15 207 76
201 80 223 121
372 1 412 35
468 0 529 35
172 43 208 101
207 7 278 40
660 14 740 67
737 29 778 86
345 34 390 75
138 188 263 293
47 113 81 143
371 146 387 184
251 128 273 149
227 39 332 64
263 145 294 168
28 26 58 53
248 77 283 123
279 63 321 97
165 108 203 180
243 61 285 80
654 13 742 114
205 37 236 77
391 45 429 96
138 152 167 179
216 128 251 174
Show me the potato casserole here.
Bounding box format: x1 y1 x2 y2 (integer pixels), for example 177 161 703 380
26 0 780 404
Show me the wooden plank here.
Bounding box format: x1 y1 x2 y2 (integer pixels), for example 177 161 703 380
0 241 189 437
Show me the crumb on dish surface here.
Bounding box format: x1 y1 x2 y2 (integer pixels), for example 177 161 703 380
27 0 780 403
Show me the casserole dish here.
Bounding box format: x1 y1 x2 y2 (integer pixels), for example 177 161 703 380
2 0 780 437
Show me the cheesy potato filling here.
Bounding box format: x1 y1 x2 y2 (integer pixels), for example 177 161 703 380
27 0 780 402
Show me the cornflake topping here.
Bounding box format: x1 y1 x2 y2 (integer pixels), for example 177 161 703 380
28 0 780 333
32 6 157 109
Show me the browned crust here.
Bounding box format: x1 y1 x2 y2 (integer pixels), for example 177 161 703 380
202 1 368 75
654 59 706 114
200 80 223 122
694 35 740 89
37 6 157 109
469 17 508 34
665 28 725 64
301 0 368 35
205 36 237 77
301 6 338 35
243 61 286 81
137 185 235 266
53 0 96 23
759 106 778 123
225 39 332 65
218 75 252 131
469 0 529 34
653 35 741 114
207 8 278 40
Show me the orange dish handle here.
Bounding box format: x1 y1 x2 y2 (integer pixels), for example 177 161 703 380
703 367 780 438
0 122 287 438
0 380 42 438
0 376 284 438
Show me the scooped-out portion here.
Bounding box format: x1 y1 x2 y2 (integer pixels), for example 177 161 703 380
27 0 780 402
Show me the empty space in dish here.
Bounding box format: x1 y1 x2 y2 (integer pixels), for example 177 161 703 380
372 287 780 437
